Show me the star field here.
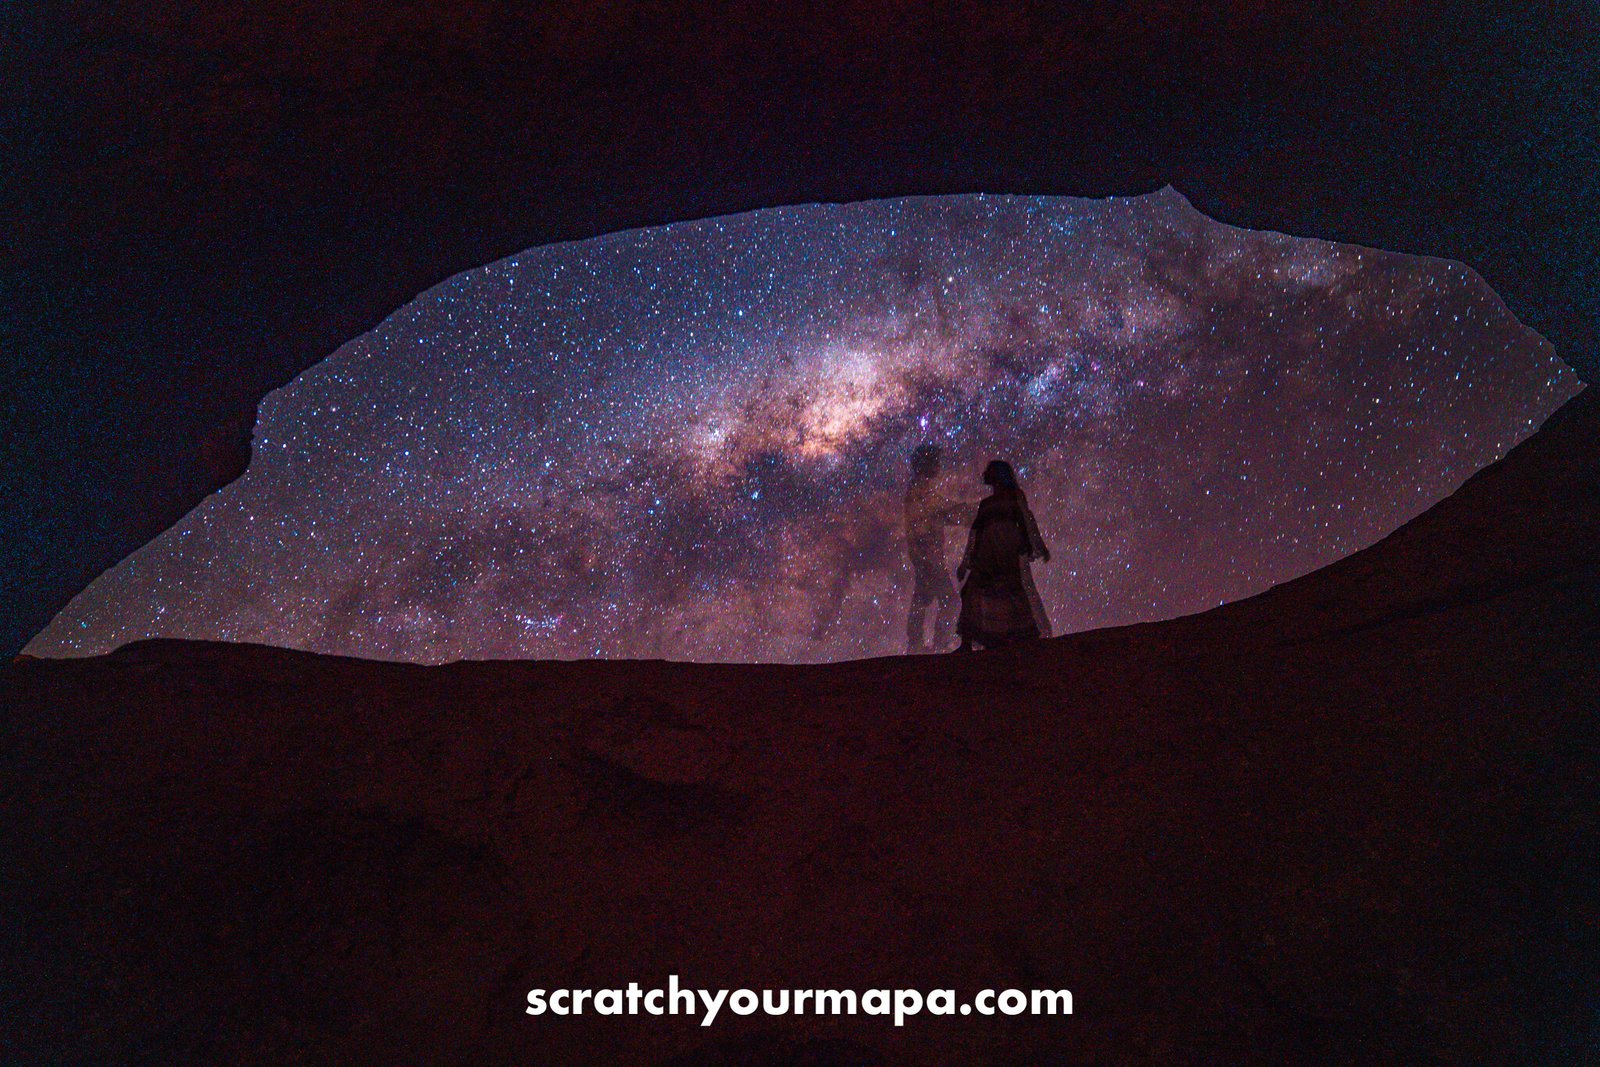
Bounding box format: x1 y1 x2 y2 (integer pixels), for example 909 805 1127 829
29 190 1581 663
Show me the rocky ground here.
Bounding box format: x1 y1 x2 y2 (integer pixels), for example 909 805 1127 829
4 391 1597 1065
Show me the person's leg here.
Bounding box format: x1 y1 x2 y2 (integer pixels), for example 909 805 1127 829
906 601 929 653
931 582 959 651
906 561 935 653
952 616 974 652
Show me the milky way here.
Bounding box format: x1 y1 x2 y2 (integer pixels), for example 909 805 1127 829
30 190 1580 663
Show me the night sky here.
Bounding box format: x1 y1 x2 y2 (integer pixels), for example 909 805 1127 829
29 189 1579 663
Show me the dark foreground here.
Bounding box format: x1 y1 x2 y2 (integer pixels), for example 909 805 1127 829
5 392 1599 1065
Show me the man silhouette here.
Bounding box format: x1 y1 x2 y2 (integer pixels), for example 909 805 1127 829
903 444 968 653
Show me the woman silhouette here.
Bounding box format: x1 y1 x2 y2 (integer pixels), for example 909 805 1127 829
955 460 1052 651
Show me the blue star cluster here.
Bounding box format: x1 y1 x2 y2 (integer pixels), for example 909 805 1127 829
29 190 1581 663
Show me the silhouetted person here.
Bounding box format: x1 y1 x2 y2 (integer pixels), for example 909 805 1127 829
956 459 1052 651
903 444 968 653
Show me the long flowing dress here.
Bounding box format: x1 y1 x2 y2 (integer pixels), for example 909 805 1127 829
956 485 1051 648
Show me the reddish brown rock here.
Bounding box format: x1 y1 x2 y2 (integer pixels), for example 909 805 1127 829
4 392 1595 1064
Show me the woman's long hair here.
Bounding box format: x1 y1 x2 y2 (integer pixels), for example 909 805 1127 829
981 459 1018 490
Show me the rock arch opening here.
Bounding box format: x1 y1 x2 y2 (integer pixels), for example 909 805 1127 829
27 189 1580 664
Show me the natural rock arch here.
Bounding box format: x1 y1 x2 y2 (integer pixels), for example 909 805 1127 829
7 2 1597 655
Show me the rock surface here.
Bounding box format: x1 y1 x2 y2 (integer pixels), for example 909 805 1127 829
4 395 1596 1063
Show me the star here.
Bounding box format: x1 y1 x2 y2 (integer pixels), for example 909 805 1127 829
28 190 1581 663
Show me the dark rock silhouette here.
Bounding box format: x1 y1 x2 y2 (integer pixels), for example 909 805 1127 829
5 390 1595 1064
9 9 1597 1060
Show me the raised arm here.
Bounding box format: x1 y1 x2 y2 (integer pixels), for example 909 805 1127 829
940 499 972 526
